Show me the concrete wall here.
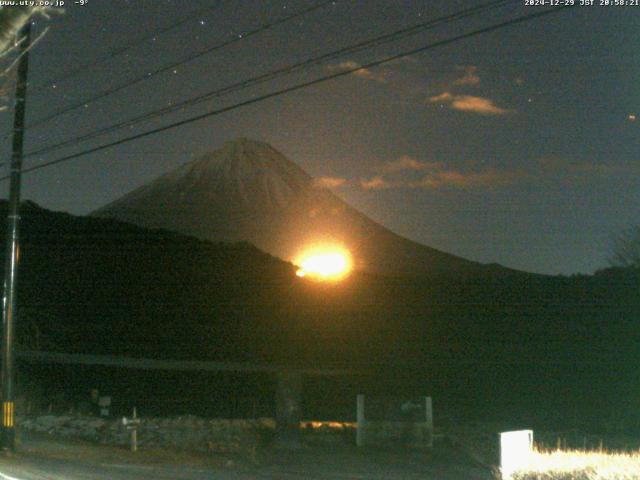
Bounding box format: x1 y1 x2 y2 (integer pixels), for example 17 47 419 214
17 414 274 452
17 414 431 451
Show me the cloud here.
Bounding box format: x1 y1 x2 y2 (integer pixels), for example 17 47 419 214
452 66 480 87
361 160 523 191
380 155 443 173
312 176 348 189
427 91 512 115
427 92 453 103
327 61 388 83
360 169 519 191
362 155 639 194
327 61 486 97
450 96 512 115
360 176 395 190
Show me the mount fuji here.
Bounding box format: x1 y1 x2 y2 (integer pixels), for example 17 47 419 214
93 138 515 276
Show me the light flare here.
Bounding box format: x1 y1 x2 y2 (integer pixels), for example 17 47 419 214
295 246 352 280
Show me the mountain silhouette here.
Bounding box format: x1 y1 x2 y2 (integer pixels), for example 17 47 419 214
3 200 638 424
93 138 517 276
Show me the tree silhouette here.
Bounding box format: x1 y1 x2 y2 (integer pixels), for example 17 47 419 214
610 226 640 269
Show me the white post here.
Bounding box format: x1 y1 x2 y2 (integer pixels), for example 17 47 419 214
356 394 365 447
131 407 138 452
425 396 433 447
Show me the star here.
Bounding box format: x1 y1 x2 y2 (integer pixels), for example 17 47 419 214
628 114 636 122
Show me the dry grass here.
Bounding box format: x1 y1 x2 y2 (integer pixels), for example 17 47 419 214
510 448 640 480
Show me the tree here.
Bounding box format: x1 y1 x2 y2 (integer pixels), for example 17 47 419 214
610 226 640 269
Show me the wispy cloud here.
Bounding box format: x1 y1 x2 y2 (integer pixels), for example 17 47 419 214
361 156 524 191
327 61 388 83
427 91 512 115
450 95 512 115
361 155 638 194
379 155 443 173
424 65 514 115
326 60 512 116
312 176 348 189
360 176 396 190
326 61 490 102
428 92 453 103
452 66 480 87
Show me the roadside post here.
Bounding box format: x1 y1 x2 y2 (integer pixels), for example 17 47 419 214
356 394 365 447
122 407 140 452
275 370 303 448
98 396 111 417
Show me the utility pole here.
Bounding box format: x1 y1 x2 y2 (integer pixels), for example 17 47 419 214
1 20 32 452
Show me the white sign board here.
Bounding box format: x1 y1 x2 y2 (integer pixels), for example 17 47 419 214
500 429 533 478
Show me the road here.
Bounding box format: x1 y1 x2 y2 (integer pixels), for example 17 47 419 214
0 452 495 479
0 456 261 480
0 433 495 479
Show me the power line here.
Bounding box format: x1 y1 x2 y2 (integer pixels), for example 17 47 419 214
24 0 516 159
29 2 225 94
24 0 337 131
1 6 575 182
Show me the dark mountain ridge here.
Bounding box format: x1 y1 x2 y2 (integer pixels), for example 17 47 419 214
3 201 638 425
93 138 526 277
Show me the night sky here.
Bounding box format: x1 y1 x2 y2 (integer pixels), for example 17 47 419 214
1 0 638 275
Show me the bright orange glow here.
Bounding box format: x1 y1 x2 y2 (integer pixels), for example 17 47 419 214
295 246 352 280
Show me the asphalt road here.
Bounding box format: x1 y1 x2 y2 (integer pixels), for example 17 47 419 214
0 433 495 479
0 452 495 479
